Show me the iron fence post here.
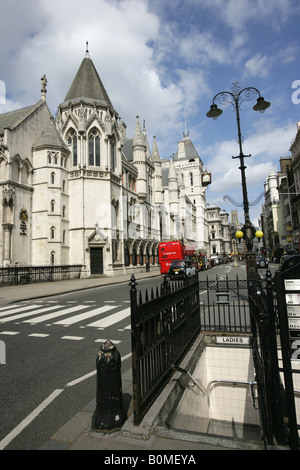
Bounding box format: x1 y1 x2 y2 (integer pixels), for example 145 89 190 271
265 269 286 445
129 274 142 425
92 339 126 431
275 270 299 450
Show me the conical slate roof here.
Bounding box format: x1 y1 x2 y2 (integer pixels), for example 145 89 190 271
64 54 113 107
33 117 69 151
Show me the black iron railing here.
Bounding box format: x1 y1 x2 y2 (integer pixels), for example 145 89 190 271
129 274 200 425
0 265 83 286
199 276 251 333
275 265 300 450
248 272 286 447
129 269 299 449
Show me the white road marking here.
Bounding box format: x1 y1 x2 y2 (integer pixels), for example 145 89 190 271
61 335 84 341
0 305 20 312
122 352 132 361
0 304 47 319
86 307 131 328
0 331 20 335
28 333 50 338
22 304 90 324
53 305 118 325
65 352 132 387
0 305 63 323
65 371 96 387
0 389 64 450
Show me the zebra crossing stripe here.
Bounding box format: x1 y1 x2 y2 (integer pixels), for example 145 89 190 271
0 331 20 335
22 304 90 324
0 305 64 323
86 307 131 328
0 305 20 314
53 305 118 325
28 333 50 338
0 303 132 330
61 336 84 341
0 304 45 319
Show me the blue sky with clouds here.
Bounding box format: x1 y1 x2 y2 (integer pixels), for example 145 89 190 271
1 0 300 225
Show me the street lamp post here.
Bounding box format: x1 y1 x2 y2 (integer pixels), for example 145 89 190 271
206 82 270 253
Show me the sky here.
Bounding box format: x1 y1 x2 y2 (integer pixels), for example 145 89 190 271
1 0 300 227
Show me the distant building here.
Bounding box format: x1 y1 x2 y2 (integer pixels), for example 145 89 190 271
289 121 300 252
207 204 230 256
262 151 299 256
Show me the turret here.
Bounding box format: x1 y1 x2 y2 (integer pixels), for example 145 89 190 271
152 136 163 206
168 157 179 220
132 116 147 203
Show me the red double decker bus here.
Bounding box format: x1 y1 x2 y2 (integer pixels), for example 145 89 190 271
158 240 196 274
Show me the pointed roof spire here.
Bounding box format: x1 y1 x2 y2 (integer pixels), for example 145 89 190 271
142 120 151 158
85 41 90 58
63 48 113 107
183 106 189 138
152 136 161 163
133 115 145 147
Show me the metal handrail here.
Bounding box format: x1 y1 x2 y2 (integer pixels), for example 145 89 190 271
207 379 258 408
172 365 207 396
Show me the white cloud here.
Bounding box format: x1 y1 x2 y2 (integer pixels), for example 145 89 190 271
179 31 231 66
1 0 300 188
243 54 272 79
196 0 295 31
0 0 183 150
205 121 295 199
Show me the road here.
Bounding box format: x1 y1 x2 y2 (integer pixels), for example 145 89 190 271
0 261 277 450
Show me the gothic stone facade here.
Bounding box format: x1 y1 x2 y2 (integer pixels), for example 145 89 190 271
0 52 209 276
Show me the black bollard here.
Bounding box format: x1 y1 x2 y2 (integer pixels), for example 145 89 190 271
92 339 127 431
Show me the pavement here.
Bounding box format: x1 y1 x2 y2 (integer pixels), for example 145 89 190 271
0 268 265 452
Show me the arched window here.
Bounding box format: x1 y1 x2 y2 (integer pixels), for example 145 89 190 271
88 128 100 166
190 172 193 186
110 137 116 171
51 226 55 239
51 172 55 185
68 129 78 166
51 251 55 264
62 205 66 218
51 200 55 212
62 230 66 245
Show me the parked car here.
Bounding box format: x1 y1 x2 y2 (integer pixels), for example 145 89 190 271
279 255 300 273
211 255 220 265
168 260 196 280
256 256 268 268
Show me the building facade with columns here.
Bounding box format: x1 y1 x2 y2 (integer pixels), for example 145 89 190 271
0 50 210 276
